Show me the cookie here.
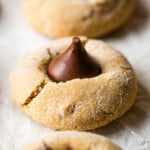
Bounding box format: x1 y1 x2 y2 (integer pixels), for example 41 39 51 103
10 37 137 130
22 131 121 150
21 0 135 38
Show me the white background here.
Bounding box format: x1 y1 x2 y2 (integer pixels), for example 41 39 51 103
0 0 150 149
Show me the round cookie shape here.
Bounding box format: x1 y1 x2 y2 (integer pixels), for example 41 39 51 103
22 131 121 150
21 0 135 38
10 37 137 130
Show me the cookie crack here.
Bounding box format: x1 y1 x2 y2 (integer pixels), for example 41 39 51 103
22 49 52 106
22 79 47 106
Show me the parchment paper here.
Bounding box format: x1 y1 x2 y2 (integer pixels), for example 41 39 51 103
0 0 150 149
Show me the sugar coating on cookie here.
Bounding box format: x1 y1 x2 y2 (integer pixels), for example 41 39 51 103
22 131 121 150
21 0 135 37
10 37 137 130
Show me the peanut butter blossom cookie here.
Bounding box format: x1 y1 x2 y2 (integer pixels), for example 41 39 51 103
10 37 137 130
22 131 121 150
21 0 135 37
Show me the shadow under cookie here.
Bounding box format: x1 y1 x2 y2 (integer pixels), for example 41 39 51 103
91 81 150 142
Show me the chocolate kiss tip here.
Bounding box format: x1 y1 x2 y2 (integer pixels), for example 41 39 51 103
72 37 80 43
68 37 84 52
48 37 101 82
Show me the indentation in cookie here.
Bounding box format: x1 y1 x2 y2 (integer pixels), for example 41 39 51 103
58 104 76 117
99 105 113 115
65 104 76 115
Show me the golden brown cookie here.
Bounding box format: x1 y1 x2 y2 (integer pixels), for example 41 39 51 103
10 37 137 130
22 131 121 150
21 0 135 38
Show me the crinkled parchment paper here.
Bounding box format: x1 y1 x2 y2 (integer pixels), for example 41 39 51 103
0 0 150 149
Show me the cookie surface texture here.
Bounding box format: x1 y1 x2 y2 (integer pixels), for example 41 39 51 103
21 0 135 37
22 131 121 150
10 37 137 130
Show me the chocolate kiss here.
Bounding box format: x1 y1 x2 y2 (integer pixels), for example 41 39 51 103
48 37 101 82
